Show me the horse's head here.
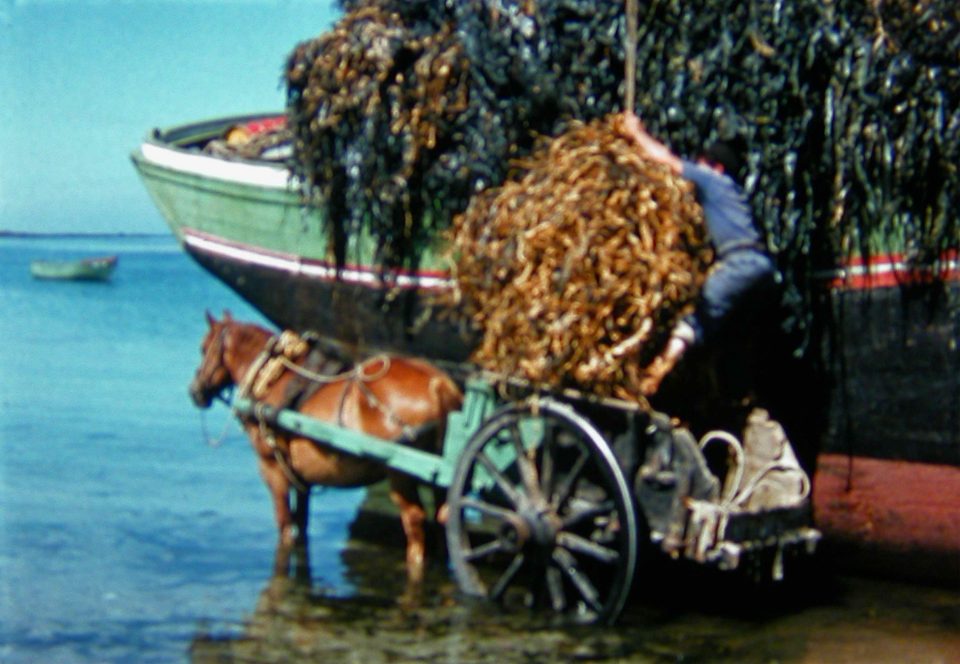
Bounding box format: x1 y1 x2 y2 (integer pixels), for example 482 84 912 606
189 311 237 408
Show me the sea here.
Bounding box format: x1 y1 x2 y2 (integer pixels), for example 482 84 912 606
1 234 958 663
0 235 363 663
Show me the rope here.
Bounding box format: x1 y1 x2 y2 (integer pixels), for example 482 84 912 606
355 378 418 442
733 463 811 508
238 337 277 399
624 0 638 112
698 428 811 510
199 407 234 448
256 403 310 494
277 354 355 384
698 430 745 507
197 364 235 447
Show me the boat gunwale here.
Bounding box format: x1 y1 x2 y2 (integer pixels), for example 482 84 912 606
133 112 293 191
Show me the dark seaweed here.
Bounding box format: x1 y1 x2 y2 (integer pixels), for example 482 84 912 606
285 0 959 347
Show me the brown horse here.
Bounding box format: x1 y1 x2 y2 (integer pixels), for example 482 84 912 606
189 312 462 582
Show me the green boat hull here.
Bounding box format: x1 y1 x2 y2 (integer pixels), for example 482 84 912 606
30 255 118 282
131 114 475 363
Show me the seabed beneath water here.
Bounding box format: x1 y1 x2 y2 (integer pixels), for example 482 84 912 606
190 528 960 664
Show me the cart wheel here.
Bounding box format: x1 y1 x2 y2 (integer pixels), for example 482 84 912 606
446 398 638 625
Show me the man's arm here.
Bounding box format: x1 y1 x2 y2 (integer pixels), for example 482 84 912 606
616 112 683 176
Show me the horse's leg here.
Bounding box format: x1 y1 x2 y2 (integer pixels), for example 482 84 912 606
272 539 292 577
387 473 427 584
291 488 310 539
290 487 310 547
283 491 312 582
257 455 296 547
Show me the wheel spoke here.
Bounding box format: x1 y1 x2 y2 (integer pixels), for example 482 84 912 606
561 499 615 529
489 552 526 601
461 495 516 522
551 448 589 510
546 565 566 612
476 450 523 509
539 423 556 497
552 547 602 613
509 421 543 503
557 531 620 565
464 537 510 563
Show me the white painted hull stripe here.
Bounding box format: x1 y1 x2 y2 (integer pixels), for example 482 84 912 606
139 143 292 189
183 231 454 291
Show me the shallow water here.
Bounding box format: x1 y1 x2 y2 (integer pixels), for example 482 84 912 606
191 540 960 664
0 236 364 663
1 235 957 663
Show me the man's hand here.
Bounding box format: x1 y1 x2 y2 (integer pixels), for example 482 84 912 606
615 112 683 176
638 321 694 395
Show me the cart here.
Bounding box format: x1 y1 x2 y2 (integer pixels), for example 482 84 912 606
232 366 820 626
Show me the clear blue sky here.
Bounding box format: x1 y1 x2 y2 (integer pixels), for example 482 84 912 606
0 0 340 234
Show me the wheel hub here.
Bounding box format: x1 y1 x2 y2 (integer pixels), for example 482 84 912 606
500 506 560 552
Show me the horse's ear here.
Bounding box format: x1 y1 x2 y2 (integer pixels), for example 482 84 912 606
205 309 216 326
223 309 233 322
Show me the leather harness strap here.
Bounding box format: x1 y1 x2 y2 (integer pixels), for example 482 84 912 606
238 334 418 493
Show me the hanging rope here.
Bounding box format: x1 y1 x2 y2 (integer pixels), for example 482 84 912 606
624 0 638 112
199 389 236 448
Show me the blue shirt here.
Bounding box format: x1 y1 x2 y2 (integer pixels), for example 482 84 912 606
679 160 774 345
681 160 762 257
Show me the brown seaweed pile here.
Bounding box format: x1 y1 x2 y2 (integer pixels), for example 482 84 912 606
447 116 712 402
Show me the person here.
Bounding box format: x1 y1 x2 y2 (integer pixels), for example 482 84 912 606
616 111 777 396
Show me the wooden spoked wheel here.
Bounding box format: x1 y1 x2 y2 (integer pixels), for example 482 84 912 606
446 399 638 625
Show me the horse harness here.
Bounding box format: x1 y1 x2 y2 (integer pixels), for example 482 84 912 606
235 331 419 493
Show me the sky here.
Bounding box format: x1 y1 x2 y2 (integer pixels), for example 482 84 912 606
0 0 341 234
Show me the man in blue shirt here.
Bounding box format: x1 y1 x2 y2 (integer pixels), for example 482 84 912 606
617 112 777 395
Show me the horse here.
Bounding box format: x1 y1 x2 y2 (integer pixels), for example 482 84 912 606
189 312 463 582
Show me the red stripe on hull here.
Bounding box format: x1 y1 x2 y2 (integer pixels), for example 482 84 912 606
813 453 960 583
825 250 960 290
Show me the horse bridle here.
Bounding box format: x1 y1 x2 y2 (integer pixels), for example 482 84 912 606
198 325 235 406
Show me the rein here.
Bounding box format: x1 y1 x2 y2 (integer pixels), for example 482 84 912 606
199 389 235 448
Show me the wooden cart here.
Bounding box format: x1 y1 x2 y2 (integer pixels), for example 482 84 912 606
233 370 819 625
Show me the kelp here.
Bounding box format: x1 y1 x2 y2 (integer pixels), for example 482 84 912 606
284 0 959 345
448 116 710 400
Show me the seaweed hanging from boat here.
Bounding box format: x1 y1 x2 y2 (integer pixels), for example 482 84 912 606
284 0 959 347
284 2 469 269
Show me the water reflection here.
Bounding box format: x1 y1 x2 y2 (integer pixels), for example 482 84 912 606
190 523 959 663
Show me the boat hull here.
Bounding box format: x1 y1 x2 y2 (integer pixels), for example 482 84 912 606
132 114 960 584
814 453 959 584
184 234 475 364
131 114 467 363
30 256 118 281
813 277 960 584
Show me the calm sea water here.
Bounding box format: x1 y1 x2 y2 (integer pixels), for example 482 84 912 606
1 235 957 663
0 235 363 663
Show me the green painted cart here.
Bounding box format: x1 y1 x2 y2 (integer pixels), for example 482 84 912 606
233 372 819 626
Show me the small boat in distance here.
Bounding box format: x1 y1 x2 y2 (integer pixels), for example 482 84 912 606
30 255 118 282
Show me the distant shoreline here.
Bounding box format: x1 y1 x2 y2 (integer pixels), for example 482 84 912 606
0 231 168 239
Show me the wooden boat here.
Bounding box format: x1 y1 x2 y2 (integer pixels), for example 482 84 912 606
30 255 118 282
131 113 959 584
130 114 468 362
